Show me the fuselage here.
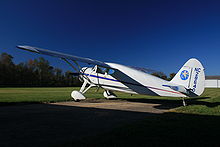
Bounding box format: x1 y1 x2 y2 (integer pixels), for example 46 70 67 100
17 45 205 101
81 63 187 97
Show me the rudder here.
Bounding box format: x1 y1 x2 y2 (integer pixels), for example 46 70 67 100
170 58 205 96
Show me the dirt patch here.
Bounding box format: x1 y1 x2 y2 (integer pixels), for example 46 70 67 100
52 98 166 113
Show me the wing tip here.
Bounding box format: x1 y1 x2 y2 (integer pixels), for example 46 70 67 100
16 45 39 53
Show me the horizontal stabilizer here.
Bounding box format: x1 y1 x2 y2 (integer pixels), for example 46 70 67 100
162 84 187 94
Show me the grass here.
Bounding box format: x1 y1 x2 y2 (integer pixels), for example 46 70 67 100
1 87 220 115
175 88 220 115
73 88 220 147
1 87 220 146
0 87 179 103
69 113 220 147
0 87 74 102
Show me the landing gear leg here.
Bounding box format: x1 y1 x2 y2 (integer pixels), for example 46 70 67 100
182 98 187 106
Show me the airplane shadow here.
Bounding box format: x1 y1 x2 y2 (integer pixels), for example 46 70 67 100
0 101 44 106
1 101 220 147
122 96 219 110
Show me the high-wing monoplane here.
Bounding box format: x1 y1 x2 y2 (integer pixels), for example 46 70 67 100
17 45 205 106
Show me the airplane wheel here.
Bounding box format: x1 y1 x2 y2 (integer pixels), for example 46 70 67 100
71 91 86 101
103 90 117 99
72 97 80 102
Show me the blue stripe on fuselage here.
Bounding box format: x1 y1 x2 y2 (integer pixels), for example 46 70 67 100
84 73 119 82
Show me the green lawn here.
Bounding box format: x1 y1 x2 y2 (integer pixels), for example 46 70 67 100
0 87 75 102
175 88 220 115
0 87 178 102
1 87 220 116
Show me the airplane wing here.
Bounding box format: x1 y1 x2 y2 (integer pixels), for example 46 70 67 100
17 45 111 68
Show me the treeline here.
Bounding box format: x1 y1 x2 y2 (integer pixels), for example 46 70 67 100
0 52 175 87
152 72 176 81
0 53 81 87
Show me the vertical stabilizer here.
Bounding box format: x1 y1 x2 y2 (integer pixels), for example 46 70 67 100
170 58 205 96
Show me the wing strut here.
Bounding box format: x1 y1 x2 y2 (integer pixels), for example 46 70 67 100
61 58 79 72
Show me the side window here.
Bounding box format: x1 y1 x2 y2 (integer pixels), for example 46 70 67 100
108 69 115 75
97 67 106 74
96 67 115 75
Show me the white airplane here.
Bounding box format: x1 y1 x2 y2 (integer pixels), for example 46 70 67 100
17 45 205 106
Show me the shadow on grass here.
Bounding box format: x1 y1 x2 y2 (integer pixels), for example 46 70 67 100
0 100 71 106
0 101 44 106
1 101 220 147
70 111 220 147
123 96 220 110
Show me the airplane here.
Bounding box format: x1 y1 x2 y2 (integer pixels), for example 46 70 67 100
17 45 205 106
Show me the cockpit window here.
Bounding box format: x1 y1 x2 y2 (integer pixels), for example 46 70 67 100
108 69 115 75
97 67 106 74
96 67 115 75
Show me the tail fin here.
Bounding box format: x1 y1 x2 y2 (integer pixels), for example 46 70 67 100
170 58 205 96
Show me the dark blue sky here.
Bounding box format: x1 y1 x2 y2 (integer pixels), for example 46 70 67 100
1 0 220 75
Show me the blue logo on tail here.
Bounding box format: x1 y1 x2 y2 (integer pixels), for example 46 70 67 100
180 70 189 80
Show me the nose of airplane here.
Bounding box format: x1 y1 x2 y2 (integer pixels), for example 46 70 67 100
79 67 89 82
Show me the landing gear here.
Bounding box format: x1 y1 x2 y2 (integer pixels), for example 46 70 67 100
71 91 85 101
182 98 187 106
71 78 95 101
103 90 117 99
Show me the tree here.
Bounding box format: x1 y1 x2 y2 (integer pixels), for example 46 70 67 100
151 72 168 80
0 53 15 86
53 68 63 86
168 73 176 81
0 53 14 66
